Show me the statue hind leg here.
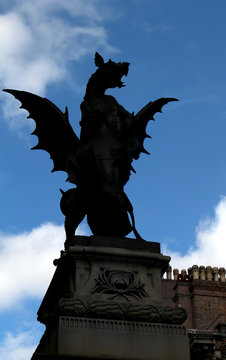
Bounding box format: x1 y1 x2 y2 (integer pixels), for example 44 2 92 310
60 187 87 247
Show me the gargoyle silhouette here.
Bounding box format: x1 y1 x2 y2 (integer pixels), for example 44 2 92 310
4 52 177 244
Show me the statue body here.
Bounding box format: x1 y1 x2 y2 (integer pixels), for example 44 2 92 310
4 53 177 243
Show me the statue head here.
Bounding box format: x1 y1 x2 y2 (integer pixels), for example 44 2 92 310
85 52 130 98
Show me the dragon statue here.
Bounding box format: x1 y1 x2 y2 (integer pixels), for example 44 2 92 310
4 52 177 244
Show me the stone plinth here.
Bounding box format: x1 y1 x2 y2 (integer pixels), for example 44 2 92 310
31 236 189 360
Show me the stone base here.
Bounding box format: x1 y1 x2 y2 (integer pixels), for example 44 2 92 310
31 236 190 359
33 316 190 360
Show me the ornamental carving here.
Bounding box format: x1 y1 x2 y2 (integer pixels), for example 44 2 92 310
91 268 148 300
58 297 187 325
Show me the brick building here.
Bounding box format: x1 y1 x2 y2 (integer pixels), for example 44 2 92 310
162 265 226 359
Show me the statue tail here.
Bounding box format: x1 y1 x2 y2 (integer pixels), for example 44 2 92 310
127 206 144 240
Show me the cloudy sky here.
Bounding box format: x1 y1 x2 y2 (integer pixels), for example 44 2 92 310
1 0 226 358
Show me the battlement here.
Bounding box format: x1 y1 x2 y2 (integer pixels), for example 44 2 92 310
164 265 226 282
162 264 226 332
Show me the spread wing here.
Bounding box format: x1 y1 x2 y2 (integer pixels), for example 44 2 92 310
3 89 80 183
134 97 178 155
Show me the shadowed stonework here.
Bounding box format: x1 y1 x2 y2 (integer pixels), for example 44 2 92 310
32 236 189 360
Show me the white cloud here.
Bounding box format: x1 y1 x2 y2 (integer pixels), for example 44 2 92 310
0 326 40 360
0 222 87 311
0 0 116 130
163 196 226 271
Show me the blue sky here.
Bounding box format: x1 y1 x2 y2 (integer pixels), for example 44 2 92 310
0 0 226 358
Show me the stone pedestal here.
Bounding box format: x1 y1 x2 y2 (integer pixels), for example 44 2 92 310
31 236 190 360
